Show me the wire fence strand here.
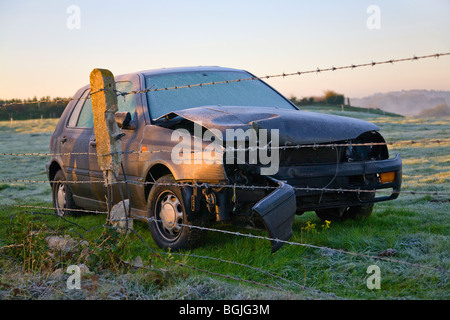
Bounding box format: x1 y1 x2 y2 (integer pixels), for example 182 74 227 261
1 138 450 158
2 203 449 275
1 51 449 296
1 52 448 108
1 178 449 197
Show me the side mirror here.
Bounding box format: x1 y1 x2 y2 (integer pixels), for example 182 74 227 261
115 111 135 129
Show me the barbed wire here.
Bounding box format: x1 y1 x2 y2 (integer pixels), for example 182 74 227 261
136 215 450 274
96 224 305 293
4 204 108 215
1 52 449 296
0 138 449 158
1 210 303 294
115 53 450 96
3 203 448 275
1 52 448 108
5 208 321 294
1 178 449 197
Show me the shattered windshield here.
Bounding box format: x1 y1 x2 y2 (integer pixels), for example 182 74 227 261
144 70 297 120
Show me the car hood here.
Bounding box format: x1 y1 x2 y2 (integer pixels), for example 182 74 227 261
160 106 380 144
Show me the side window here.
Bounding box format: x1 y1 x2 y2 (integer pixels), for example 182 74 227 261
76 98 93 128
71 81 136 128
116 81 136 118
67 99 84 127
67 89 90 128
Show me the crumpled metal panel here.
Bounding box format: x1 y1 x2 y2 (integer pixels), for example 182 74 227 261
161 105 380 144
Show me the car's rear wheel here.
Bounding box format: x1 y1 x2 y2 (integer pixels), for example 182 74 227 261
51 170 77 216
147 174 206 250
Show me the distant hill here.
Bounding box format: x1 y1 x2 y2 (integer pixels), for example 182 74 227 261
350 90 450 116
417 103 450 118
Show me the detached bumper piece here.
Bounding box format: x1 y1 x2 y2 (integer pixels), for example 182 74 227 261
252 177 297 253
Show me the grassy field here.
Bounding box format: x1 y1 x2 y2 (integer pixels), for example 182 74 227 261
0 110 449 300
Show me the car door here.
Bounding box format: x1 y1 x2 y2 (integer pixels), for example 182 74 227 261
88 74 143 209
62 89 95 203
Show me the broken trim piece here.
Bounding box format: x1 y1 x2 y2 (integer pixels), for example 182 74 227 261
252 177 296 252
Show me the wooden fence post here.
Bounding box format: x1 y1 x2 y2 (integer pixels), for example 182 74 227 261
89 68 122 220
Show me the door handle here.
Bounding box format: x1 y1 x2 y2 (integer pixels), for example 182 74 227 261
59 136 67 144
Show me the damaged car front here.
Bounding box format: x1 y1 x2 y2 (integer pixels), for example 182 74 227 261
145 67 402 252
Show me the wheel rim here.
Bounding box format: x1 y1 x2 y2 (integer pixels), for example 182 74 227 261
154 191 184 242
55 182 66 216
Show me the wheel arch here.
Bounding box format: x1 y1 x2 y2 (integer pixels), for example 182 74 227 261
48 160 63 181
144 163 173 201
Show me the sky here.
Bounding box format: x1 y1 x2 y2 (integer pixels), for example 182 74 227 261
0 0 449 100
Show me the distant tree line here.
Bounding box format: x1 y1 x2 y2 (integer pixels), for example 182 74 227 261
0 90 347 121
289 90 403 117
0 97 71 121
290 90 346 106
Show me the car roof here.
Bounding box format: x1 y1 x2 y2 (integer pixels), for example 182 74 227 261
132 66 246 78
73 66 251 98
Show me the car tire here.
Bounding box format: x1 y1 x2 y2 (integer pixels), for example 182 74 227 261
147 174 206 250
344 203 374 220
51 169 77 216
316 204 374 221
315 194 375 221
345 192 375 220
315 207 347 221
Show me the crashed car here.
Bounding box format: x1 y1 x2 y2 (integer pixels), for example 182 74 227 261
47 66 402 252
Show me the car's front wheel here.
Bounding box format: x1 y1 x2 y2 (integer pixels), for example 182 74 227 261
315 204 374 221
315 192 375 221
147 174 206 250
51 169 77 216
345 203 374 219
